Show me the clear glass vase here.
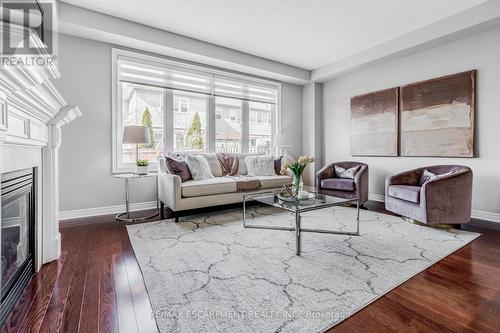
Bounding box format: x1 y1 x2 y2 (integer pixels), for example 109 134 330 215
293 173 303 196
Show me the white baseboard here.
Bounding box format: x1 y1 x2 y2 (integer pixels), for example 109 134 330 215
59 201 157 221
471 209 500 223
59 196 500 224
368 193 500 223
368 193 385 202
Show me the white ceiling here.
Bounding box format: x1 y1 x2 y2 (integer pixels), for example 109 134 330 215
60 0 487 70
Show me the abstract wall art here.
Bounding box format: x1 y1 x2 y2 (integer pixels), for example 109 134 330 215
400 70 475 157
350 87 399 156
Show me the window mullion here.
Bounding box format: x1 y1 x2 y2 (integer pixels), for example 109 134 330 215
207 95 215 152
165 89 174 153
242 100 250 153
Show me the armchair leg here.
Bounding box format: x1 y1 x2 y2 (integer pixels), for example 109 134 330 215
160 202 165 220
175 216 179 223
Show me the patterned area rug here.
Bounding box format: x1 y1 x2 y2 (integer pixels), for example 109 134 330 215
127 206 479 333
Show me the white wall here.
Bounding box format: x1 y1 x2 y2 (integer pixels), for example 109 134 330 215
302 83 323 186
322 27 500 220
54 34 155 213
55 34 304 214
281 83 303 157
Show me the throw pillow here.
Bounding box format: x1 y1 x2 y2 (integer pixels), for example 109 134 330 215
185 155 214 181
236 153 264 175
201 153 224 177
334 165 360 179
165 156 192 182
245 155 276 176
419 169 438 186
274 156 283 175
217 153 239 176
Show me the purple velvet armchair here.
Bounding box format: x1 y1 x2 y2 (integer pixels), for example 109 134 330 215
316 162 369 205
385 165 473 225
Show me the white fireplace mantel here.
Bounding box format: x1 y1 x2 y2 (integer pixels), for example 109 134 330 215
0 22 81 269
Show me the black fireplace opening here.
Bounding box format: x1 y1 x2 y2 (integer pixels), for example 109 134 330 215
0 168 36 325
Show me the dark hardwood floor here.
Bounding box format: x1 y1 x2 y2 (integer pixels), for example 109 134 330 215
2 202 500 333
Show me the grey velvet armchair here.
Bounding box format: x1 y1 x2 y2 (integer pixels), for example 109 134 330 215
385 165 473 225
316 162 369 205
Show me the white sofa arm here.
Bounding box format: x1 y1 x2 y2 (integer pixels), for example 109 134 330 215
158 171 182 212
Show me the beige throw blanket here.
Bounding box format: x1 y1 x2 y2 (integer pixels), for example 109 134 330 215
218 153 261 191
227 176 261 191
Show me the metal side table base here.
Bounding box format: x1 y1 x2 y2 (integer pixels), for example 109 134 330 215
115 174 160 223
115 211 158 223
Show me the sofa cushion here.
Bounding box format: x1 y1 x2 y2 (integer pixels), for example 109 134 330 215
321 178 355 192
201 153 224 177
181 177 237 198
217 153 239 176
185 155 214 181
175 153 223 177
165 156 191 182
257 175 292 189
236 153 264 175
334 165 360 179
274 156 283 175
419 169 438 186
246 155 276 176
388 185 421 204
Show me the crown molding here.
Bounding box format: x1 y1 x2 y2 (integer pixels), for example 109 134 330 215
0 23 59 96
0 22 80 145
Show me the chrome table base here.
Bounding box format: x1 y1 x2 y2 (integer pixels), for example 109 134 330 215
243 197 360 256
115 176 160 223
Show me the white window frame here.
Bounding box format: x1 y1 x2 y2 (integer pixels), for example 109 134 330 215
112 48 281 174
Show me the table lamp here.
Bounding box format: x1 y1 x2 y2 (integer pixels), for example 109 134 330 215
122 125 150 166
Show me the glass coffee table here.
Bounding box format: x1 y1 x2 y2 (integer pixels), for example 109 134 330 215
243 187 360 255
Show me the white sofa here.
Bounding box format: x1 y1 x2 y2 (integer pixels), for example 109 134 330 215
158 154 292 221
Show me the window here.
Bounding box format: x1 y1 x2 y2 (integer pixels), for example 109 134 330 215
249 101 274 154
119 82 165 166
173 91 207 152
112 49 280 172
215 97 242 153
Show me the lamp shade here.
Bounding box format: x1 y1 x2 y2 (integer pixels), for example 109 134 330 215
122 125 150 144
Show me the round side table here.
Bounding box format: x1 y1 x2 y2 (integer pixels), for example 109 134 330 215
114 173 159 222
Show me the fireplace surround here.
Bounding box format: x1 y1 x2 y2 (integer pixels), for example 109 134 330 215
0 168 36 324
0 21 81 324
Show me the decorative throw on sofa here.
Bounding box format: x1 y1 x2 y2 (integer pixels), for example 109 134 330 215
185 155 214 181
217 153 239 176
226 175 261 191
334 165 360 179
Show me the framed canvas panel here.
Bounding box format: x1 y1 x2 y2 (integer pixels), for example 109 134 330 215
400 70 475 157
350 87 399 156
